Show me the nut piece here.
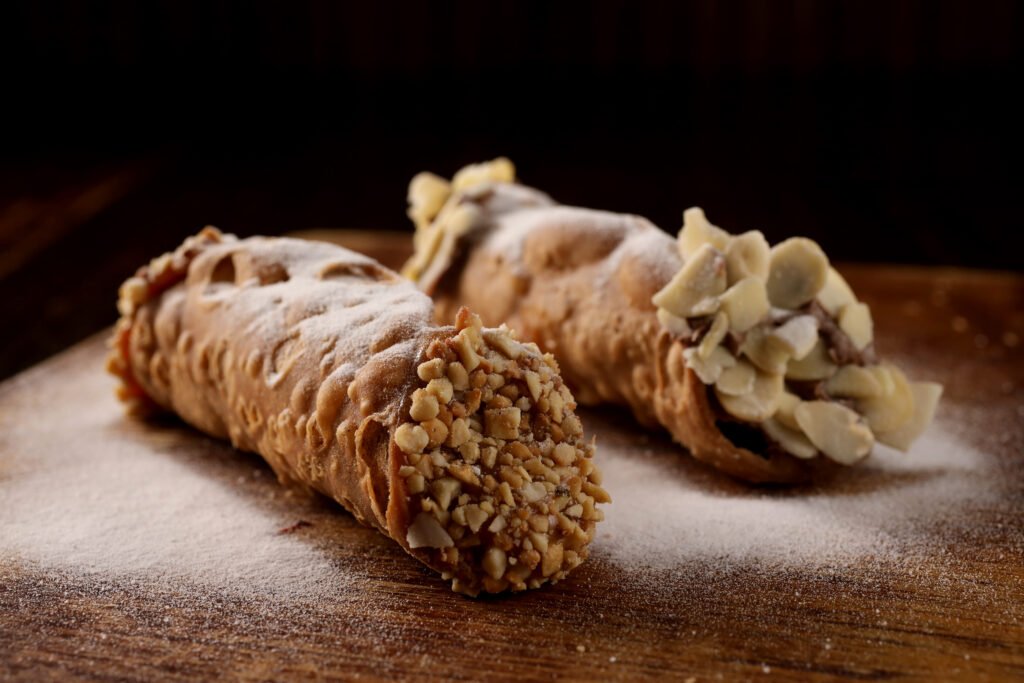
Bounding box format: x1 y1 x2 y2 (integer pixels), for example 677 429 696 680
739 326 791 375
826 365 884 398
724 230 770 284
718 277 770 333
409 390 440 422
482 546 508 580
857 364 914 433
762 418 818 459
407 172 452 229
773 391 803 430
817 267 857 316
716 369 783 423
657 308 693 337
431 477 462 510
875 382 943 451
684 345 736 385
698 312 730 360
395 423 429 454
426 377 455 404
678 207 732 258
407 512 455 549
485 407 522 439
767 237 829 309
652 243 727 318
785 339 838 381
715 358 756 396
794 401 874 465
416 358 445 382
838 302 874 351
768 315 819 360
452 157 515 191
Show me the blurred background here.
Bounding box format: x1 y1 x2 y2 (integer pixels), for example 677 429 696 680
1 1 1021 379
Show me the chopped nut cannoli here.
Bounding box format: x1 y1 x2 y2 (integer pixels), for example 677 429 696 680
402 159 942 483
107 228 606 594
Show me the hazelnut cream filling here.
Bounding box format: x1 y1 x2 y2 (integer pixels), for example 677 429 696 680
397 308 608 595
654 208 943 465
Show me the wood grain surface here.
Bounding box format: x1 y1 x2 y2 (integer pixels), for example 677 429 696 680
2 232 1022 682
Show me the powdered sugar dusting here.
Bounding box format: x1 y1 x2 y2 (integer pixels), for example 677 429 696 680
0 344 346 601
591 413 999 575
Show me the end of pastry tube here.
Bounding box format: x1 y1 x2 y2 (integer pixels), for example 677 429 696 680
654 208 942 480
391 307 608 595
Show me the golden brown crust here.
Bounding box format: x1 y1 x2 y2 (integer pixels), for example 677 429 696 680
108 229 606 593
417 186 817 483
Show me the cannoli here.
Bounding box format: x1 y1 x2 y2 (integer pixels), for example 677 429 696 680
403 159 942 483
107 227 607 594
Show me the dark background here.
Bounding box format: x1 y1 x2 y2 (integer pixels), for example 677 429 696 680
1 1 1021 379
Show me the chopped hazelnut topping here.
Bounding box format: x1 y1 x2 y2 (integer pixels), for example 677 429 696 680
407 512 454 549
422 418 449 448
426 377 455 404
417 358 445 382
409 389 440 422
431 477 462 510
485 407 522 439
482 547 508 580
395 423 429 454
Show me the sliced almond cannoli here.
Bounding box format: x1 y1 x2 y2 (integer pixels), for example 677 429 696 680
403 159 942 483
107 227 606 595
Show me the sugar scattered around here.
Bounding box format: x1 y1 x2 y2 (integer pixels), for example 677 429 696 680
0 352 344 602
592 417 998 576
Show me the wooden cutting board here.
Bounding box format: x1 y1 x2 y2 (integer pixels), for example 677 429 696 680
2 232 1023 682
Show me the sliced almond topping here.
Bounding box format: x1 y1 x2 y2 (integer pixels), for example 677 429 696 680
715 358 756 396
826 365 884 398
684 345 736 384
762 418 818 459
652 243 727 318
716 369 783 423
816 267 857 316
407 172 452 230
724 230 770 284
452 157 515 191
698 312 730 360
767 237 829 309
773 391 803 431
875 382 943 452
739 326 792 375
768 315 819 360
678 207 732 258
407 512 454 549
839 302 874 351
857 364 915 433
656 308 693 337
718 277 770 333
785 339 837 381
794 401 874 465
